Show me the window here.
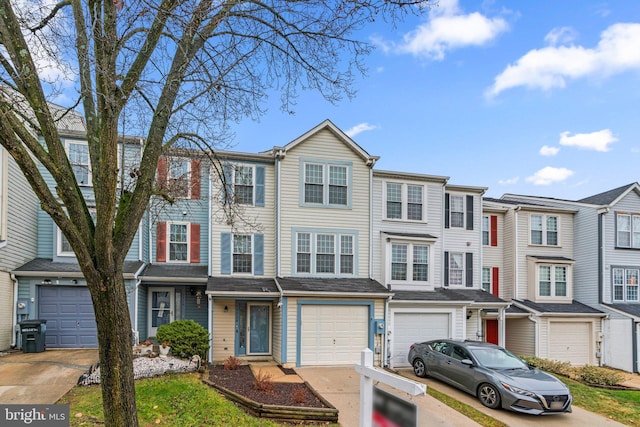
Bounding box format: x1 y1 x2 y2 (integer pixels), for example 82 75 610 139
538 265 567 297
168 159 191 198
617 213 640 248
233 235 252 273
613 267 639 302
294 230 356 275
482 267 491 293
57 228 74 256
390 243 430 283
68 141 91 185
482 216 489 246
530 214 559 246
169 223 188 261
385 182 424 221
234 166 254 205
450 195 464 228
302 161 350 207
449 253 464 285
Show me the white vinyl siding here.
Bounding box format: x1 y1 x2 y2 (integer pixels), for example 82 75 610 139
505 318 535 357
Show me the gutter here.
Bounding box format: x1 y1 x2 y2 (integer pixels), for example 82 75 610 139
208 294 213 363
132 262 146 345
274 276 284 308
282 291 393 298
141 276 208 283
208 164 213 277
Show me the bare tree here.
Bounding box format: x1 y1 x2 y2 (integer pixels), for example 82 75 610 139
0 0 428 425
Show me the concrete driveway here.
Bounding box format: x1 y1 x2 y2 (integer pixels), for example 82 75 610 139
396 368 628 427
296 366 481 427
0 349 98 404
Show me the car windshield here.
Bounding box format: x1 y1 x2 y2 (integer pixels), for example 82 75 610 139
470 347 528 369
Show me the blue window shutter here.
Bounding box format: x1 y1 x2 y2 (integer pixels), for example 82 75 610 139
466 195 474 230
444 194 450 229
444 251 449 286
222 163 233 204
465 252 473 287
255 166 265 207
254 234 264 275
221 232 231 274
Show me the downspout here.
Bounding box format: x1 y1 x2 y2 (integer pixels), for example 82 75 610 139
528 314 539 356
208 295 213 363
208 166 213 277
597 208 609 305
634 321 639 373
369 167 373 279
138 223 143 260
275 151 282 277
384 295 391 367
10 273 18 347
132 262 146 345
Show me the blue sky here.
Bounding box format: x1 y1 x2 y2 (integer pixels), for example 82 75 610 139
230 0 640 200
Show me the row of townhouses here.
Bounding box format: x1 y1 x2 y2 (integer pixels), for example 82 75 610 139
1 118 638 373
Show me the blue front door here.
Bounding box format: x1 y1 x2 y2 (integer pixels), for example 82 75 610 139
236 302 271 355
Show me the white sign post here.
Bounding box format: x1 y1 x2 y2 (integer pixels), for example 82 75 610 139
355 348 426 427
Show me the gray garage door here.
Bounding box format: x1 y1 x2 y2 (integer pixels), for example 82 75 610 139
38 286 98 348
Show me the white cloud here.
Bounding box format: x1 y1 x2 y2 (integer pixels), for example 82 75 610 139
380 0 509 60
559 129 617 152
486 23 640 97
539 145 560 156
544 27 578 46
526 166 574 186
345 122 378 137
498 176 519 185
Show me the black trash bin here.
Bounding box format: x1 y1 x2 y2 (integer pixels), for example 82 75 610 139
19 319 47 353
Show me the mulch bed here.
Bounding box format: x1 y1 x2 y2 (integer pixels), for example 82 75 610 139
208 365 329 408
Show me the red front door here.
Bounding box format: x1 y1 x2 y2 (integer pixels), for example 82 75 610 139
485 319 498 345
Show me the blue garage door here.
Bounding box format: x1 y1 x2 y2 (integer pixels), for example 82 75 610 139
38 286 98 348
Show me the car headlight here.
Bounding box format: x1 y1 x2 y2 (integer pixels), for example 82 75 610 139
501 383 537 398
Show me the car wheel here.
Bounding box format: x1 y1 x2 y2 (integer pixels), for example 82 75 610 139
478 383 501 409
412 358 428 378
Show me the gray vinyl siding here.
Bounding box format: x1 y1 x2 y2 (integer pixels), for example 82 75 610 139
210 161 276 276
279 129 370 278
137 286 148 341
502 209 516 301
506 318 535 357
151 163 211 265
372 175 444 289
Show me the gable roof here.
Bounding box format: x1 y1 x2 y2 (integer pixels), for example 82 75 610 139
577 182 640 205
279 119 379 166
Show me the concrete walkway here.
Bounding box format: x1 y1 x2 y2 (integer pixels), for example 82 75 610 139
0 349 98 404
296 366 481 427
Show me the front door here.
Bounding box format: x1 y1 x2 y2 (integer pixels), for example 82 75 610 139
485 319 498 345
148 288 174 337
235 302 271 356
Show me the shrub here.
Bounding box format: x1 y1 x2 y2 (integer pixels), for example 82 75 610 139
156 320 210 359
291 387 308 404
576 365 625 386
223 356 241 371
519 356 573 377
253 370 274 394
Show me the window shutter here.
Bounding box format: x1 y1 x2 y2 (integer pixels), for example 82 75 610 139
254 233 264 275
492 267 499 296
465 252 473 287
220 232 231 274
156 222 166 262
255 166 265 207
222 163 233 204
157 158 168 189
190 223 200 263
190 160 201 200
444 194 450 229
444 251 449 286
466 195 474 230
490 215 498 247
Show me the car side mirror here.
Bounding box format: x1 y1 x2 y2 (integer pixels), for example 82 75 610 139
461 359 474 367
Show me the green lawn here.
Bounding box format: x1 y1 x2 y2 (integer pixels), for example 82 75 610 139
59 373 288 426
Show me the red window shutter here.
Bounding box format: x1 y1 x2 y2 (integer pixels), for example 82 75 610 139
190 160 201 200
492 267 499 296
156 222 167 262
157 158 168 189
490 215 498 247
190 223 200 263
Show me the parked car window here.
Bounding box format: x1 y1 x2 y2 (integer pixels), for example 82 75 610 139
451 345 471 361
471 347 528 369
429 341 450 355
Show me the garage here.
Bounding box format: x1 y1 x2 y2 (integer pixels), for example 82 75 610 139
548 321 592 365
391 312 451 368
38 286 98 348
299 305 369 365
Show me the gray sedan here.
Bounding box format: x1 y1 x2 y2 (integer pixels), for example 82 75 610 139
408 339 572 415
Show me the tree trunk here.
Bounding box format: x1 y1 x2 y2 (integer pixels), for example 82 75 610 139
90 271 139 427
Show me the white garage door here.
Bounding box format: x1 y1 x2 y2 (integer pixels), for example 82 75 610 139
391 312 450 368
300 305 369 366
548 322 591 365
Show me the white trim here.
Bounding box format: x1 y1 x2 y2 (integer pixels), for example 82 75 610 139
65 139 92 186
386 239 432 286
166 221 190 263
231 163 256 206
56 227 75 257
529 213 561 247
148 287 175 337
382 180 426 223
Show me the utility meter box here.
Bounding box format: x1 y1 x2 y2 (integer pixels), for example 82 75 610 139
373 319 385 334
16 299 30 315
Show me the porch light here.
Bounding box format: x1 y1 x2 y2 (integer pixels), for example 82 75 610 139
224 305 228 313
